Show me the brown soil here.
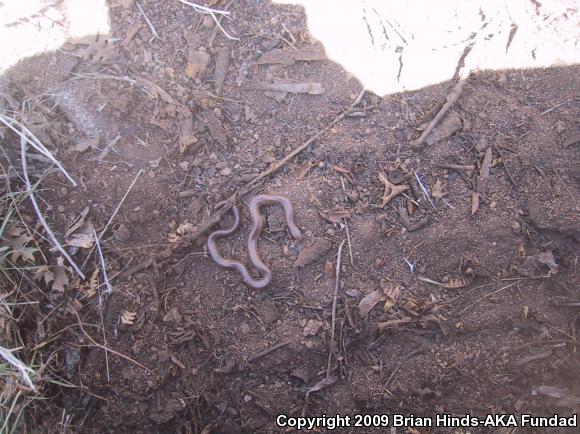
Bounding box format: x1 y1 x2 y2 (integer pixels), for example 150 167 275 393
1 1 579 433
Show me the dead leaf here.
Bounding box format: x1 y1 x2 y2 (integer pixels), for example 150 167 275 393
52 257 70 292
34 266 55 286
358 289 384 317
163 306 183 323
121 310 137 325
0 225 35 263
431 179 446 205
176 222 194 235
74 36 118 62
381 281 401 310
307 376 338 395
294 239 332 268
303 319 323 336
319 209 352 224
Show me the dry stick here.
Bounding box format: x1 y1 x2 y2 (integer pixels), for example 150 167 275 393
176 0 239 41
99 168 143 240
98 308 110 383
327 239 346 378
344 220 354 266
93 229 113 304
248 339 293 363
495 144 518 189
73 312 154 374
249 88 366 186
0 114 76 186
384 348 423 389
82 169 143 271
452 281 518 318
411 69 470 150
19 135 85 279
136 1 161 40
121 91 365 280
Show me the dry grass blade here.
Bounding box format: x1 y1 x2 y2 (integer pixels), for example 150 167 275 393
176 0 239 40
0 346 35 391
19 134 85 279
0 113 76 186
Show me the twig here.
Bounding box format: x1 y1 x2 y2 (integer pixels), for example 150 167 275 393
136 2 161 41
73 312 154 374
208 0 236 47
452 282 518 318
81 169 143 272
20 134 85 279
413 171 436 209
176 0 239 40
0 113 76 186
248 339 293 362
98 308 110 383
327 239 346 378
411 70 469 150
93 229 113 307
250 88 365 186
99 169 143 240
495 144 517 189
438 164 475 171
344 220 354 266
384 348 423 389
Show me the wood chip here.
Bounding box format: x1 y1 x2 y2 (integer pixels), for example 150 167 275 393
255 48 325 65
425 112 463 145
202 110 227 148
248 80 325 95
214 47 230 96
178 112 199 154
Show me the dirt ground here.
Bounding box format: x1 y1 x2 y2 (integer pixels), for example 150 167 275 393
0 0 579 433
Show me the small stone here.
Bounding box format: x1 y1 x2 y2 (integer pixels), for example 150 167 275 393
490 201 497 208
58 205 66 213
375 258 384 267
220 167 232 176
555 120 566 134
179 161 190 171
243 394 253 403
511 221 521 234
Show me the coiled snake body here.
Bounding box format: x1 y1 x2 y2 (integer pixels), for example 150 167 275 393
207 195 301 289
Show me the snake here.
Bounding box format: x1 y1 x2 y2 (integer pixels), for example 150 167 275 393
207 195 302 289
